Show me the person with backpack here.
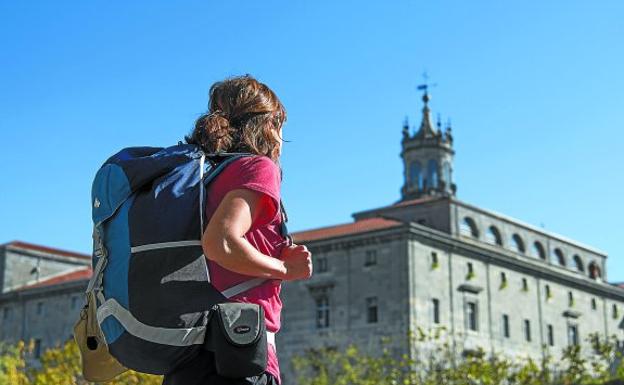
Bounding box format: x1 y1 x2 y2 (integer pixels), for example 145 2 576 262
160 74 313 385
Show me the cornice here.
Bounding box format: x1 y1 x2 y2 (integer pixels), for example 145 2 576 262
303 225 408 254
0 279 88 304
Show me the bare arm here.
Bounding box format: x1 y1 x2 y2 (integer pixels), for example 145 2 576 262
202 188 313 282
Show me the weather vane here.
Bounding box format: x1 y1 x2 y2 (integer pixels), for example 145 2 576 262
416 71 437 106
417 71 437 95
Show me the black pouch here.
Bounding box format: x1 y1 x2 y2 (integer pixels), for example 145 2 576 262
204 302 268 378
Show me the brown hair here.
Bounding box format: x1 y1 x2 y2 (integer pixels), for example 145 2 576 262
186 74 287 161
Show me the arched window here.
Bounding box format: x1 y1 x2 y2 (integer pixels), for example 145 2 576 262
409 161 423 190
510 234 526 254
427 159 438 189
485 226 502 246
573 255 584 272
589 261 602 280
532 241 546 260
553 248 566 266
442 161 451 188
460 217 479 239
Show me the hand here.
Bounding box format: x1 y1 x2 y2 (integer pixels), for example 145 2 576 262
280 243 313 281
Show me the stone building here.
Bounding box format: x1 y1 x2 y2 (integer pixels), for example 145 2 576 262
277 89 624 385
0 88 622 384
0 241 91 358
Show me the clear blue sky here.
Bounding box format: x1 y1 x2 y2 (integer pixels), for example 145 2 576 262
1 1 623 280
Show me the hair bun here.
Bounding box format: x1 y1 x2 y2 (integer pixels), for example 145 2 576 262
205 110 230 134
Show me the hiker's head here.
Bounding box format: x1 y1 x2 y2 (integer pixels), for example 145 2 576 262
186 74 287 161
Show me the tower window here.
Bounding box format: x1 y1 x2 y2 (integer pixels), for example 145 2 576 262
522 278 528 291
460 217 479 239
547 324 554 346
409 161 423 190
612 304 619 319
486 226 503 246
524 319 531 342
364 250 377 267
366 297 378 323
545 284 552 300
442 161 451 190
532 241 546 260
568 292 574 307
591 298 597 310
426 159 438 189
432 298 440 324
316 296 330 329
511 234 525 254
502 314 510 338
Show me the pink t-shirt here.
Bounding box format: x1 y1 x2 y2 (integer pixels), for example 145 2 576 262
205 155 287 384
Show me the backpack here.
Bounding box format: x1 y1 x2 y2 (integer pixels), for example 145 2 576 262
82 143 289 377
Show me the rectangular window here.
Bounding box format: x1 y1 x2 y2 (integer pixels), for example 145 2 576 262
2 307 10 321
364 250 377 267
466 301 478 331
366 297 378 323
36 302 44 316
524 319 531 342
34 339 42 359
545 285 551 300
547 324 554 346
71 296 79 310
431 252 438 266
432 298 440 324
568 324 578 346
317 257 328 273
466 262 475 280
502 314 510 338
316 296 330 329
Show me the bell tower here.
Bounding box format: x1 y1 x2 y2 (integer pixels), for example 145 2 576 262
400 81 456 201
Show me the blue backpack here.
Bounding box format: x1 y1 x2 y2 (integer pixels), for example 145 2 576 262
86 143 288 375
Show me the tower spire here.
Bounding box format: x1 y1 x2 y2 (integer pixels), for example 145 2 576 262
415 72 437 139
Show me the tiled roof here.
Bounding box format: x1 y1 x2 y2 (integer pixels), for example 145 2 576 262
4 240 91 260
20 268 93 290
292 217 403 243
